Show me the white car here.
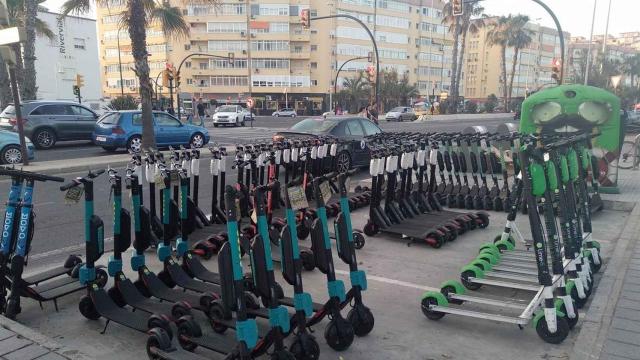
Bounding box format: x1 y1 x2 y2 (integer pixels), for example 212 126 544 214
272 108 297 117
212 105 252 127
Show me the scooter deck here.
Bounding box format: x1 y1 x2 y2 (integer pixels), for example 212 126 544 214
139 268 209 308
27 280 85 301
22 264 82 286
92 289 151 332
18 274 77 294
278 296 324 312
147 346 214 360
183 255 221 284
166 260 222 294
180 333 240 356
380 222 442 239
116 276 177 316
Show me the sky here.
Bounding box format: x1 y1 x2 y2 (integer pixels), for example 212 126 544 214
41 0 637 39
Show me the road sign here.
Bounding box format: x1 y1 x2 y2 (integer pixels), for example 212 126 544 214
246 97 255 108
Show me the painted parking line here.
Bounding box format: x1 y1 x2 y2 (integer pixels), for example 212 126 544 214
335 269 437 292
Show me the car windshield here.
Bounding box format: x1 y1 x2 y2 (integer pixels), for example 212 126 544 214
289 118 338 133
390 107 404 112
217 106 236 112
0 105 18 117
98 112 120 125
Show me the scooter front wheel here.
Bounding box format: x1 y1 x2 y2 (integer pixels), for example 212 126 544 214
290 332 320 360
353 232 365 249
347 303 374 336
324 316 354 351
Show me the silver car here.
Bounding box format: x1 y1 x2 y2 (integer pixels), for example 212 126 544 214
0 100 99 149
272 108 297 117
385 107 416 122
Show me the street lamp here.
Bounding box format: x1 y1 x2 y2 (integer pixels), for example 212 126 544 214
333 56 369 110
174 52 234 120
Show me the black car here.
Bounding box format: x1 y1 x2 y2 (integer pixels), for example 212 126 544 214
273 116 382 172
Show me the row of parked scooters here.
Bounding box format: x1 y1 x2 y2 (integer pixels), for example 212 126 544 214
421 131 603 344
0 138 374 359
362 132 491 248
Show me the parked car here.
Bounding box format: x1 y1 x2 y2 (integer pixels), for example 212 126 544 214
92 111 210 152
272 108 297 117
212 105 253 127
385 107 416 122
0 130 35 164
0 100 99 149
273 116 382 172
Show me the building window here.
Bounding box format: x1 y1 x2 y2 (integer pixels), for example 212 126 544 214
73 38 86 50
210 75 249 86
311 79 318 86
187 79 193 85
251 40 289 51
199 62 208 70
207 22 247 33
184 44 191 50
185 61 191 68
310 45 317 51
310 62 317 69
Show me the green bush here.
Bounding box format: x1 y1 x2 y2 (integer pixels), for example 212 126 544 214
464 101 478 114
110 95 138 110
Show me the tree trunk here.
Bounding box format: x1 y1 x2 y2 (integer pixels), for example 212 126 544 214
22 0 38 100
456 27 468 111
10 44 25 100
128 0 156 150
507 48 519 110
449 18 461 114
0 55 13 109
500 45 508 112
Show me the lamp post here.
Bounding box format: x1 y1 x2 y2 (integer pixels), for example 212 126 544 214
174 52 234 120
585 0 598 85
333 56 368 110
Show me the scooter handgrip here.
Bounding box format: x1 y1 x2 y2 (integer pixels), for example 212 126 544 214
88 169 106 178
60 180 80 191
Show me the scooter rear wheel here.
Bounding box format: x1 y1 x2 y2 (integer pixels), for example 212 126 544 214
420 296 445 320
536 315 570 344
146 328 172 359
353 232 366 249
363 222 378 236
79 295 100 320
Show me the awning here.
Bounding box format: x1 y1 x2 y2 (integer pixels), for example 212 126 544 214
249 21 269 29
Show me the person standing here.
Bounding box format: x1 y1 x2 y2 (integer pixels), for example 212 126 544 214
196 98 206 126
368 102 379 124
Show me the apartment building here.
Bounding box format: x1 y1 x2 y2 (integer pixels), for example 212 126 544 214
569 37 637 87
96 0 456 113
463 18 569 103
96 0 170 98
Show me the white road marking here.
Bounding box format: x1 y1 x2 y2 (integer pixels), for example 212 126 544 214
334 269 437 292
30 236 115 261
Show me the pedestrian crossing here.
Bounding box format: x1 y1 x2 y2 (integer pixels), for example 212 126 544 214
207 126 286 145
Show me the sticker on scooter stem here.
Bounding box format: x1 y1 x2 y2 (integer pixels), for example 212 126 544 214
155 173 165 190
345 177 351 192
64 187 84 205
320 181 332 204
360 140 366 149
287 186 308 211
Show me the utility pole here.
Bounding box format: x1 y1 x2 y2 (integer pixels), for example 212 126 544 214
601 0 613 76
585 0 598 85
246 0 253 115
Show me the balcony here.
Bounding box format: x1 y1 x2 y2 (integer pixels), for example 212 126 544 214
290 32 310 42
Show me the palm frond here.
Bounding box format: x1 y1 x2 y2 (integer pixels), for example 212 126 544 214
61 0 92 15
34 17 55 39
151 2 189 39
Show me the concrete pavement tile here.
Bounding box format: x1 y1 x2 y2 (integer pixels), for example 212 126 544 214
629 264 640 272
3 344 49 360
626 270 640 279
611 318 640 333
602 339 640 360
32 353 66 360
0 328 14 341
0 336 31 356
615 308 640 322
617 298 640 311
625 276 640 286
601 354 636 360
607 328 640 347
620 284 640 294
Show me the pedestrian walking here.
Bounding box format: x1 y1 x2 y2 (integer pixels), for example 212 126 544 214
196 98 206 126
368 102 379 124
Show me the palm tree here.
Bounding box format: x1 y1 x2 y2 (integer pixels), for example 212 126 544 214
442 1 461 113
486 15 511 112
341 71 370 113
455 3 485 111
623 54 640 88
63 0 193 150
22 0 38 100
0 0 55 106
506 15 533 106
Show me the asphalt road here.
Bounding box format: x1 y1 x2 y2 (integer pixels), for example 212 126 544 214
35 115 511 162
10 115 515 268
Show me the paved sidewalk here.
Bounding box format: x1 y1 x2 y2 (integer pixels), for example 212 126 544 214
0 317 89 360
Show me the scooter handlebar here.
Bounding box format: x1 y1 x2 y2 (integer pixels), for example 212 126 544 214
0 167 65 183
59 169 105 191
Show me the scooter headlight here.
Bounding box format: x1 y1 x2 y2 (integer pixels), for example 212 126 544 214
578 101 611 125
530 101 562 124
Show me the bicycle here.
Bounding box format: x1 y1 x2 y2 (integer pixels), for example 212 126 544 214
617 133 640 170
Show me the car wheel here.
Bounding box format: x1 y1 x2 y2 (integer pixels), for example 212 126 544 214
274 114 280 117
214 124 219 127
190 133 205 148
33 128 56 149
235 117 240 127
1 145 23 164
127 135 142 153
291 114 296 118
336 151 352 173
102 146 118 152
241 118 246 127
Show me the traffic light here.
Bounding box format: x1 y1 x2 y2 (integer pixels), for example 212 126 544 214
367 52 373 63
452 0 463 16
72 85 80 96
551 58 562 84
366 64 376 83
75 74 84 88
174 71 181 87
162 69 169 87
228 52 234 65
300 9 310 29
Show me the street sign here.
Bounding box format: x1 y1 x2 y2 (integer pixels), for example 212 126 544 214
0 27 25 46
246 97 255 108
611 75 622 88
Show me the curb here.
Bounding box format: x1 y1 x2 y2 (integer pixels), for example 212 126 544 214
571 202 640 360
0 316 91 360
